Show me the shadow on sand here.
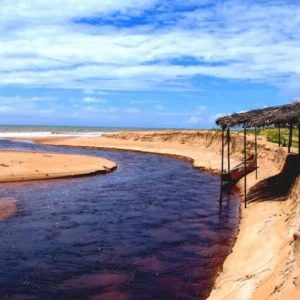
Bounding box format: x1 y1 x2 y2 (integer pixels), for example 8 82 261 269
248 154 300 203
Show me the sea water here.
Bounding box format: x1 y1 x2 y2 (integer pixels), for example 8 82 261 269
0 125 170 138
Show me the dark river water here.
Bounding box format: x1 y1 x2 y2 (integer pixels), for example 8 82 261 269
0 140 240 300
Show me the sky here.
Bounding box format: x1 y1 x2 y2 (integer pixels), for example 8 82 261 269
1 0 300 129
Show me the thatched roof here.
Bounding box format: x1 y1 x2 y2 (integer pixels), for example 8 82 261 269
216 101 300 128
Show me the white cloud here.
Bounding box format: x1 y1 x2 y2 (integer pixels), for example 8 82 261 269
0 95 122 120
83 106 97 112
158 112 194 116
0 105 14 113
0 0 300 93
156 104 165 110
0 0 159 25
128 100 146 104
127 108 142 113
159 104 206 117
187 116 202 124
0 96 56 104
210 113 226 122
198 105 206 111
0 96 60 120
83 96 106 103
39 109 55 115
82 106 119 113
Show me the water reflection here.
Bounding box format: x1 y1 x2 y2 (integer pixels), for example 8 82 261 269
0 140 239 299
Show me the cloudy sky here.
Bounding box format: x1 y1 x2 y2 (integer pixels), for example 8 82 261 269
1 0 300 128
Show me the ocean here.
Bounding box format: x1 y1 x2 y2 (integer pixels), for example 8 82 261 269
0 125 170 137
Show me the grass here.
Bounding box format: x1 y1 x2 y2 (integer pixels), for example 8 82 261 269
205 127 299 148
253 127 299 148
234 127 299 148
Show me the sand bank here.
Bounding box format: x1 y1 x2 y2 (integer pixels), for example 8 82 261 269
31 133 240 174
0 197 17 220
30 131 300 299
0 150 117 183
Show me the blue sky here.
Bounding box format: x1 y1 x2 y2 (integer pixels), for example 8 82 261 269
0 0 299 129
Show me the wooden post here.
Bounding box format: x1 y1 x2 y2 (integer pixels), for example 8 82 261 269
298 122 300 155
278 125 281 147
255 127 258 180
220 128 225 205
288 124 293 153
227 127 230 173
244 123 247 208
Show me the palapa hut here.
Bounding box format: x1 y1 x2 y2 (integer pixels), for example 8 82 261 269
216 101 300 129
215 101 300 208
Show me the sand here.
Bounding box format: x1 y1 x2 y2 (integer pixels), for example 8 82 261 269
0 197 17 221
31 134 241 174
29 130 300 300
0 150 117 183
3 131 298 299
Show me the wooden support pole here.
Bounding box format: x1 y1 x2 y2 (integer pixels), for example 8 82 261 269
278 125 281 147
227 127 230 173
288 124 293 153
298 122 300 156
244 124 247 209
255 127 258 180
220 128 225 205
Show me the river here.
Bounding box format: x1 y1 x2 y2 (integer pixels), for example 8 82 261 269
0 140 239 300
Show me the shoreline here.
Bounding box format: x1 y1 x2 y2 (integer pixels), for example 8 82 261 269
31 143 224 176
0 150 117 183
30 131 300 299
31 140 242 295
0 136 234 300
3 130 300 299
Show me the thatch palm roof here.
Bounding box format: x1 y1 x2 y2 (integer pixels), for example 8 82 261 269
216 101 300 128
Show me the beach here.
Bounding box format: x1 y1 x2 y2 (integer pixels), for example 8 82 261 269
0 148 117 223
0 150 117 183
29 130 300 300
1 130 299 299
2 0 299 298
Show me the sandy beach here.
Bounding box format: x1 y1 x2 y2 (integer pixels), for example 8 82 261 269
0 150 117 183
28 130 300 300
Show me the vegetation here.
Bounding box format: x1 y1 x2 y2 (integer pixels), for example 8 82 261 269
237 127 299 148
200 127 299 148
257 127 299 148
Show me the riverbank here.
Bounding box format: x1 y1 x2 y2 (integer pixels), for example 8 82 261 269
30 130 300 300
0 150 117 183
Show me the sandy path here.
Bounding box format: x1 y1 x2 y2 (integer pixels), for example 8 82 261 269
0 150 117 183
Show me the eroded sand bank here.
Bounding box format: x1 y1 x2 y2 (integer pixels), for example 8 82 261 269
31 130 300 299
0 150 117 183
